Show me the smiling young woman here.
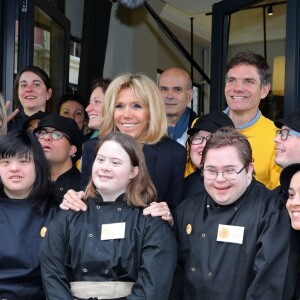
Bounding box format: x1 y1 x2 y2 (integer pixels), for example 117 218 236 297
8 66 53 131
41 132 177 300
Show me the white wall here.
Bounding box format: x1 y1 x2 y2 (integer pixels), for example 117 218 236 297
103 5 134 78
103 1 210 112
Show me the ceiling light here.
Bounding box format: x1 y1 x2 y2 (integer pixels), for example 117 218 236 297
267 6 273 16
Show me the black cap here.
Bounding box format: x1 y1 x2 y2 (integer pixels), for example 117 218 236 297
22 111 48 130
34 113 84 162
280 163 300 195
187 111 234 136
274 111 300 132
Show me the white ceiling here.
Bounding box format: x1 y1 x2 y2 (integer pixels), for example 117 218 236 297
156 0 286 47
156 0 221 47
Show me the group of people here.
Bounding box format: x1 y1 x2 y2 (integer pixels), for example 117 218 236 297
0 50 300 299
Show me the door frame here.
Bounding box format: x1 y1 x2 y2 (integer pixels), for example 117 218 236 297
209 0 300 116
1 0 70 109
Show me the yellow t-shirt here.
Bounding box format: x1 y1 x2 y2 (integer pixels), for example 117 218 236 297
184 118 199 177
239 114 282 190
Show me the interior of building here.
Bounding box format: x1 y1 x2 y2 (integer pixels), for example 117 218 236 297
1 0 299 119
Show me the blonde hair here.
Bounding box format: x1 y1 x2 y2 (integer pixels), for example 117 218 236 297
100 73 168 144
85 132 157 207
0 93 7 136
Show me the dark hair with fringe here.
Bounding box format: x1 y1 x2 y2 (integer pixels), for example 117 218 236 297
85 131 157 208
0 130 54 215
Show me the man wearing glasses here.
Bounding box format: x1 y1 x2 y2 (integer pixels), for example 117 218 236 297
274 111 300 190
272 111 300 201
183 111 234 198
170 127 295 299
34 113 84 204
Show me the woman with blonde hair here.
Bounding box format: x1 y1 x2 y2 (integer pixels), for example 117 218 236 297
100 73 168 144
41 132 177 299
64 73 186 219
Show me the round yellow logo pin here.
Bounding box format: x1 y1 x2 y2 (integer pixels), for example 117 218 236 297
186 224 192 235
40 227 47 237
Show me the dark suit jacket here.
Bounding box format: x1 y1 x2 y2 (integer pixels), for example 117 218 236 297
81 137 186 213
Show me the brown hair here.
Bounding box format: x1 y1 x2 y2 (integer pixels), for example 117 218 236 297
225 51 271 88
85 131 157 207
90 77 112 94
201 127 254 173
14 65 53 112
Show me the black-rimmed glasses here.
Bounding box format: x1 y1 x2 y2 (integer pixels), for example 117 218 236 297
190 135 210 145
276 128 300 141
202 165 246 181
35 129 70 141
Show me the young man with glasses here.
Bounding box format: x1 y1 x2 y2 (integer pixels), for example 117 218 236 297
184 111 234 198
274 111 300 174
34 113 84 204
273 111 300 199
170 127 295 299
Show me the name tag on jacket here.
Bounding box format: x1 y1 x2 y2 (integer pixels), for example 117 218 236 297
101 222 126 240
216 224 244 244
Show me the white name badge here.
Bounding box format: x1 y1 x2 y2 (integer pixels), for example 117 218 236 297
101 222 126 240
216 224 244 244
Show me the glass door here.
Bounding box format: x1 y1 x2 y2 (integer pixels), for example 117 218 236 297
6 0 70 110
227 1 286 120
210 0 300 116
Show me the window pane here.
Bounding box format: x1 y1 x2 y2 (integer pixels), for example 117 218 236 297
227 1 286 120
